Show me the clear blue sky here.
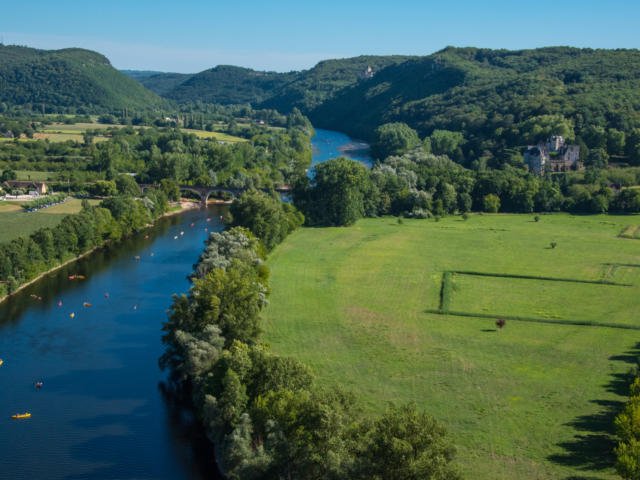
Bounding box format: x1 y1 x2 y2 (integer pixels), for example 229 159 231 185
2 0 639 73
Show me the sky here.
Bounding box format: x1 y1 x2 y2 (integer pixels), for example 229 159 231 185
2 0 639 73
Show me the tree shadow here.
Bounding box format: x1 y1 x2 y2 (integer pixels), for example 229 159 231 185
481 329 497 333
547 342 640 477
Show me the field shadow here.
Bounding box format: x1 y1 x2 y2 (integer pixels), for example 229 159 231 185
548 399 621 474
481 329 497 333
548 342 640 477
606 342 640 396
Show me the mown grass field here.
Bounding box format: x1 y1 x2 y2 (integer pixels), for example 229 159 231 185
0 198 99 242
179 128 247 143
262 213 640 480
14 170 56 181
37 122 247 143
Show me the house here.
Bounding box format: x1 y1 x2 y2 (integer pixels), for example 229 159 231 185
3 180 48 195
524 136 582 174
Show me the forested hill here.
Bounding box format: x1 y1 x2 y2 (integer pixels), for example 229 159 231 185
309 47 640 140
164 65 297 104
161 55 415 109
153 47 640 148
258 55 416 112
0 45 168 111
121 70 193 95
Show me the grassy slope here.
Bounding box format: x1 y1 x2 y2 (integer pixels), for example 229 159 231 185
262 213 640 479
0 198 98 242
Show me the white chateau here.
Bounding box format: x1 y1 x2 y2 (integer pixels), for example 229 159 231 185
524 136 581 174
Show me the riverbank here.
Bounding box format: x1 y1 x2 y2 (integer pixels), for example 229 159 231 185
0 200 197 305
163 200 200 216
0 246 99 305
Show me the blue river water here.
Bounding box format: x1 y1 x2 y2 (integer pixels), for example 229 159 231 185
0 129 370 479
0 207 226 480
310 128 372 173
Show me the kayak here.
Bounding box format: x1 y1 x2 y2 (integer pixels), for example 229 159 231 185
0 359 3 366
82 302 92 307
12 413 31 419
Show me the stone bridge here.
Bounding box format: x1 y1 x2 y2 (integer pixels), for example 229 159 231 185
139 184 291 206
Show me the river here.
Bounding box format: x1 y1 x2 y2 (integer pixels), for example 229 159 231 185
310 128 372 172
0 129 370 479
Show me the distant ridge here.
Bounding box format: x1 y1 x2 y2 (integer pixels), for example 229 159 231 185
160 55 415 112
121 70 194 95
128 47 640 141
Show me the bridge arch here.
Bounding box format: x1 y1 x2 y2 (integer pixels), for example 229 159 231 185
201 188 237 205
178 186 240 206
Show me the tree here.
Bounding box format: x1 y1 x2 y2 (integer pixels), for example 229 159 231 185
115 174 141 196
229 190 303 251
615 438 640 480
93 180 117 197
351 403 460 480
586 148 609 169
1 169 17 182
371 123 421 160
482 194 500 213
429 130 465 156
160 178 181 201
496 318 506 330
301 157 373 226
607 129 626 156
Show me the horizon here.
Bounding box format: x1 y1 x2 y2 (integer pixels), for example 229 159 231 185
3 43 640 75
2 0 639 73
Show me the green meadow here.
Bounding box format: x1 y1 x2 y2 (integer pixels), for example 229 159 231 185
38 122 248 143
262 213 640 479
0 198 99 242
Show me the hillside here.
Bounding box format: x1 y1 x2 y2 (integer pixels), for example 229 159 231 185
309 47 640 141
164 65 297 104
162 55 414 109
122 70 194 95
0 45 168 111
157 47 640 159
258 55 416 112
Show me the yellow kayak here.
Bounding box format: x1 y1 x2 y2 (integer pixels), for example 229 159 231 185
0 359 3 366
12 413 31 419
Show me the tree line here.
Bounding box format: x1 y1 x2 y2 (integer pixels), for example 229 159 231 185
160 190 461 480
294 150 640 227
0 190 169 298
614 372 640 479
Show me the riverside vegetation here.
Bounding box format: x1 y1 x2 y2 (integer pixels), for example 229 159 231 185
0 187 170 297
160 190 461 480
0 111 314 297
